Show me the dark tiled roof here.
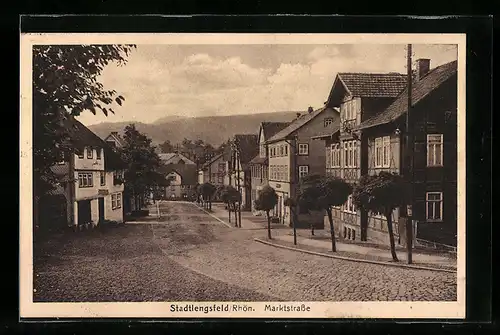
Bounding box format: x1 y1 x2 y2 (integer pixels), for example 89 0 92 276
64 116 126 171
267 107 339 143
158 163 198 185
234 134 259 166
310 124 341 140
249 155 268 165
337 72 408 98
261 121 291 140
356 61 457 130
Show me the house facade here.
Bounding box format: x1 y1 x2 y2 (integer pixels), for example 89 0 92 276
39 117 127 231
318 71 408 243
160 164 198 200
197 153 229 186
266 107 340 228
228 134 259 211
356 59 458 246
249 122 290 215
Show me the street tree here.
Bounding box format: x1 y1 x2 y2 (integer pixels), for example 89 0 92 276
298 174 352 252
219 185 241 226
121 124 162 211
33 44 135 204
254 186 278 239
200 182 216 211
352 171 410 262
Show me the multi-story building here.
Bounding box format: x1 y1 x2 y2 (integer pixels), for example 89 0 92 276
316 59 457 247
355 59 458 246
248 122 290 215
39 116 127 230
315 71 408 242
265 106 340 228
228 134 259 211
160 163 198 200
197 153 229 186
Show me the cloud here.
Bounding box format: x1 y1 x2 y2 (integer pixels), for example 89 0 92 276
77 44 458 126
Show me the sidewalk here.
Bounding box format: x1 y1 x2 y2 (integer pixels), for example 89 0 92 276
272 234 456 269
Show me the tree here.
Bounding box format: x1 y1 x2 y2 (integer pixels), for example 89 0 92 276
284 197 298 245
33 45 135 200
298 174 352 252
219 185 241 226
121 124 162 211
200 182 216 211
159 140 174 153
352 171 410 262
254 186 278 239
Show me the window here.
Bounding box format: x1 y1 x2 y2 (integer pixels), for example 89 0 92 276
284 145 288 156
57 151 65 165
87 147 93 159
78 172 93 188
170 186 176 191
343 195 356 214
324 118 334 127
111 193 122 210
100 171 106 186
77 149 84 159
96 148 101 160
427 134 443 166
374 136 391 168
298 143 309 155
331 143 341 167
342 99 357 121
426 192 443 221
326 146 332 168
218 163 226 172
298 165 309 178
353 141 358 167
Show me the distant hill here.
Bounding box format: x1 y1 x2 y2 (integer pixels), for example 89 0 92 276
87 111 302 146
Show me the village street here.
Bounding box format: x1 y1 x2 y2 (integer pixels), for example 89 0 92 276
33 200 457 302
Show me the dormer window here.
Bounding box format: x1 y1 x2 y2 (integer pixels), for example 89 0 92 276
96 148 101 160
87 147 93 159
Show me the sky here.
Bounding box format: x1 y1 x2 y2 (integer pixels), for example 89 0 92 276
77 44 458 126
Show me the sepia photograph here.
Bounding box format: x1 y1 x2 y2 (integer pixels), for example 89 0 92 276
20 33 466 319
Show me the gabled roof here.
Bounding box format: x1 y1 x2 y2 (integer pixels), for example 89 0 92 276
356 60 457 130
260 121 291 141
64 116 126 171
158 163 198 185
199 153 224 171
266 107 339 144
249 155 268 165
234 134 259 166
327 72 408 106
159 152 196 165
104 132 125 147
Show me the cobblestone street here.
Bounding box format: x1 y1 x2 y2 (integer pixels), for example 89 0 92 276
33 201 457 302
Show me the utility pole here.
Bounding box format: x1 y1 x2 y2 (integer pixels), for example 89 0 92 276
235 139 242 228
405 44 414 264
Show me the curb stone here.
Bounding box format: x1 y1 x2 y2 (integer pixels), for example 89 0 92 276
254 238 456 274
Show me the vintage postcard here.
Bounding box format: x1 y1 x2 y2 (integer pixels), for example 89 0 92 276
20 32 466 319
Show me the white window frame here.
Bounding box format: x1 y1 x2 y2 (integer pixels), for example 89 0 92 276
298 165 309 178
100 171 106 186
298 143 309 155
284 145 288 156
111 192 122 210
78 172 93 188
426 191 443 222
427 134 443 167
87 147 93 159
96 148 102 160
374 136 391 168
331 143 340 168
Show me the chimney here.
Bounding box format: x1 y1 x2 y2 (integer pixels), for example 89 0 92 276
415 59 431 81
307 106 314 114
